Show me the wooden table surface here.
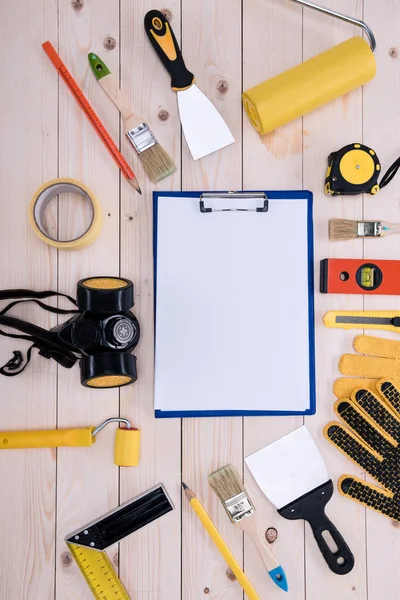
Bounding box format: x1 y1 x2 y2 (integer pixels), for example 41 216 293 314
1 0 399 598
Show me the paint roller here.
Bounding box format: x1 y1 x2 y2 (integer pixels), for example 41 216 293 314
243 0 377 135
0 417 140 466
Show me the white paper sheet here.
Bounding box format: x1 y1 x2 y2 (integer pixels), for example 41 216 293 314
154 193 313 415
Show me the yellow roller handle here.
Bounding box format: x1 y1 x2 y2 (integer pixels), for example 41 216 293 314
0 427 94 450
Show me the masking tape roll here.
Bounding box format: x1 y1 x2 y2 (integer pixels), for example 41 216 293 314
243 37 376 135
114 427 140 467
29 178 103 250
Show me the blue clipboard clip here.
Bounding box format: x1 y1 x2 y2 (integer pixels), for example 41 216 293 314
199 192 268 213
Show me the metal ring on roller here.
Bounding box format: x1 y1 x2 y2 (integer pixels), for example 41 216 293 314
29 178 103 250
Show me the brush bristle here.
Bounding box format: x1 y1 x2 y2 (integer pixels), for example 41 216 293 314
208 464 244 502
328 218 359 241
138 143 176 183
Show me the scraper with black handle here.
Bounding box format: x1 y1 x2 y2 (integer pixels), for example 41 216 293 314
144 10 234 161
245 426 354 575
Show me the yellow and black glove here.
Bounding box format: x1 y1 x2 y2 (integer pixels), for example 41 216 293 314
333 335 400 399
324 378 400 522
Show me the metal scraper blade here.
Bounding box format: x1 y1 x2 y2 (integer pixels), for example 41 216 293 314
177 84 235 161
245 426 329 510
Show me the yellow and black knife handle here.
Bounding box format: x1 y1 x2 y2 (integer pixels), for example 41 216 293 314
0 427 94 450
144 9 194 91
324 310 400 333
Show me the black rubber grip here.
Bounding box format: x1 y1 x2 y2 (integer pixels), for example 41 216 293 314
144 10 194 90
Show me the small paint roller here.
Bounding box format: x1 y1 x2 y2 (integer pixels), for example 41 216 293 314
0 417 140 466
243 0 377 135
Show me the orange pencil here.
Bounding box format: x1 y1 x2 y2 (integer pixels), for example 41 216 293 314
42 41 141 194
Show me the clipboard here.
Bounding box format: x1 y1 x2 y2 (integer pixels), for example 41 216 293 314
153 190 315 418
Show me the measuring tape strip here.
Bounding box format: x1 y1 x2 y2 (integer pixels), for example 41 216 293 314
29 178 102 250
67 544 130 600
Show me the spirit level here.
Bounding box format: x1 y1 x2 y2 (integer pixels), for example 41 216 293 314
320 258 400 295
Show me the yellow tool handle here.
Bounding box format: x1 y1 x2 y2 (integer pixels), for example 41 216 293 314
324 310 400 333
190 497 260 600
0 427 94 450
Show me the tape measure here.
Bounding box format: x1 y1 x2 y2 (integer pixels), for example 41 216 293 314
29 179 102 249
320 258 400 295
325 143 400 196
65 484 174 599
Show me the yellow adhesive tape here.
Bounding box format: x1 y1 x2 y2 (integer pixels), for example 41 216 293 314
29 178 103 250
114 427 140 467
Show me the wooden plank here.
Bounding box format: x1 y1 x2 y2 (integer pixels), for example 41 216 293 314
363 1 400 598
55 2 121 599
119 2 182 599
242 1 305 598
0 1 58 599
180 0 243 598
302 1 367 597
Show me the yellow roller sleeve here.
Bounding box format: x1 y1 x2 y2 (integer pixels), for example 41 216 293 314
243 37 376 135
114 427 140 466
0 427 94 450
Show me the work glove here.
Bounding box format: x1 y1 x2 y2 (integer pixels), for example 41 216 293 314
324 378 400 522
333 335 400 399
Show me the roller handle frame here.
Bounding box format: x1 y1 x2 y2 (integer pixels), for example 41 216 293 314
144 10 194 91
288 0 376 52
278 480 354 575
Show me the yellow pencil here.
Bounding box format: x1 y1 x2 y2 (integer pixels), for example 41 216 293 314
182 482 261 600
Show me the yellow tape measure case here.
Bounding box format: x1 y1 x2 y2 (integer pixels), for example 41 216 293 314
325 143 381 196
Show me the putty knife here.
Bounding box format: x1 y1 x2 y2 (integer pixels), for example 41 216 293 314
144 10 235 161
245 426 354 575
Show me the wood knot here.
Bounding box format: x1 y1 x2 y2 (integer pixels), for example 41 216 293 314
392 520 400 528
161 9 172 21
265 527 278 543
389 47 399 58
103 37 116 51
71 0 84 10
217 80 229 94
158 109 169 121
203 588 210 594
226 567 236 581
352 586 356 591
113 552 119 567
60 551 73 566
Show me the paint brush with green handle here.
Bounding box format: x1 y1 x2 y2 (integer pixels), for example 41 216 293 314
88 52 176 183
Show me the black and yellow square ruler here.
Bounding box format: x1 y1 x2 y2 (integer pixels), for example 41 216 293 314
66 484 174 599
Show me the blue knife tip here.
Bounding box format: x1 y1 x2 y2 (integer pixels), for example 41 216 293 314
268 566 288 592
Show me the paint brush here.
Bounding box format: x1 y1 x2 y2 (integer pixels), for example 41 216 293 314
329 218 400 241
88 52 176 183
208 464 288 592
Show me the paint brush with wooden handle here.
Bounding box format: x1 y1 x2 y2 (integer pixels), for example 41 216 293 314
88 52 176 183
208 464 288 592
329 218 400 241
